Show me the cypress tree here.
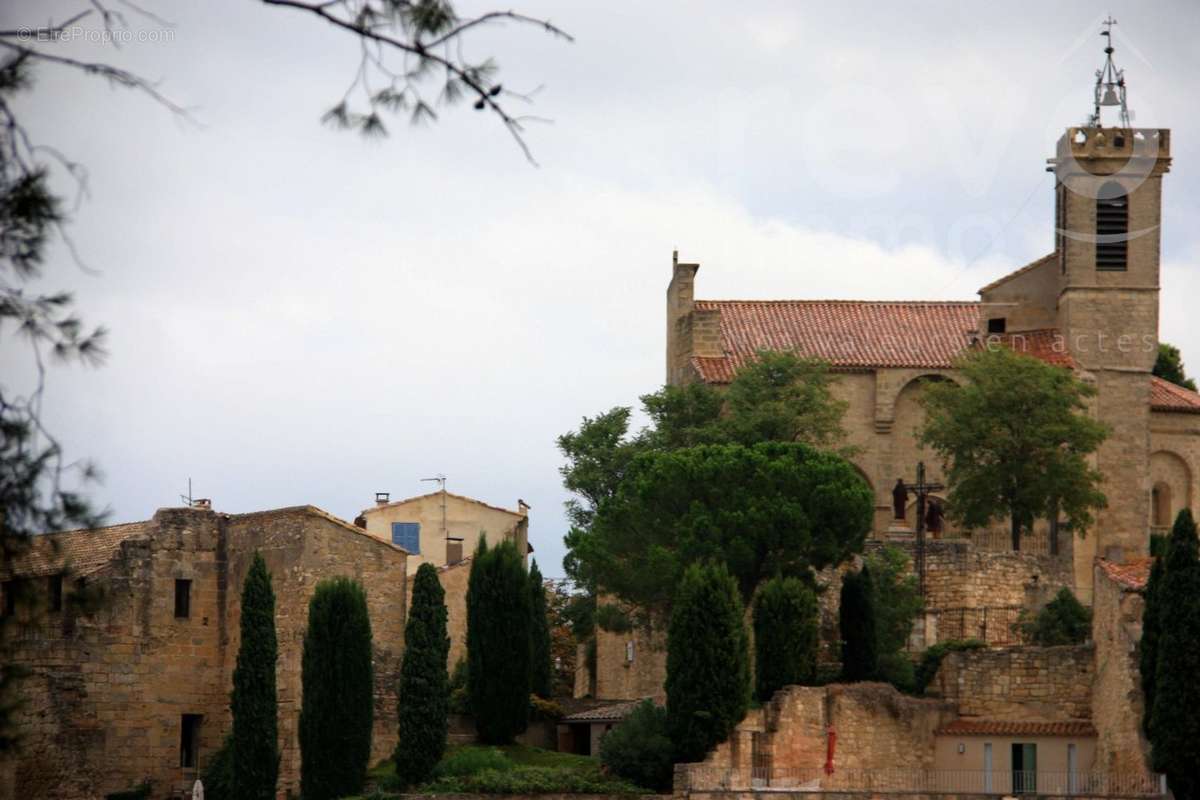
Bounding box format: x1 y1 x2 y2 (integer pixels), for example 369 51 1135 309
1140 554 1165 736
466 538 532 744
840 564 878 682
753 576 819 702
394 563 450 787
1149 509 1200 800
666 562 750 763
231 553 279 800
299 578 374 800
529 559 553 699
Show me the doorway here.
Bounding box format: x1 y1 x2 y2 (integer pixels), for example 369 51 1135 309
1012 743 1037 794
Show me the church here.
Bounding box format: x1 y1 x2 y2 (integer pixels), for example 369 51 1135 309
666 116 1197 606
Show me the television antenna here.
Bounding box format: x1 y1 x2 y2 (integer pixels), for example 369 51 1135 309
421 474 448 541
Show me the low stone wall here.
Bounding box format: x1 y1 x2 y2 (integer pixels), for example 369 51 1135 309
926 644 1093 721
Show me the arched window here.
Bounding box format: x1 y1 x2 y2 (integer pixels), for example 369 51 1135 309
1152 482 1172 528
1095 181 1128 271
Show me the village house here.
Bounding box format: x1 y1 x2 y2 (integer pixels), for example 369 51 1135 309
0 503 408 800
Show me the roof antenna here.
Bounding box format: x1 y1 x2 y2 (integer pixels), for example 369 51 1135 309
180 477 194 507
421 474 448 543
1088 16 1131 128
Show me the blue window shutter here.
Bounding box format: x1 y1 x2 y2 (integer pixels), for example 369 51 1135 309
391 522 421 554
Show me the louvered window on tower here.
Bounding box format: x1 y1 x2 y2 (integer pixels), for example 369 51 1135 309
392 522 421 554
1095 183 1128 271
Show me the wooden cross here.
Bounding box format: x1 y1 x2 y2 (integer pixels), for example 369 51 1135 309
902 461 944 598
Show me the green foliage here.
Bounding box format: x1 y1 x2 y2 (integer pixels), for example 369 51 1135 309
666 562 750 763
422 765 641 794
582 442 873 623
467 538 532 744
598 700 674 792
1149 510 1200 800
1150 532 1168 558
528 560 553 699
1020 588 1092 646
875 652 916 694
232 553 279 800
1154 343 1197 391
201 735 235 800
865 546 923 664
915 640 985 695
448 656 471 715
919 347 1109 550
529 694 564 720
433 747 514 778
839 565 878 682
299 577 375 800
753 576 819 701
1140 555 1166 736
395 563 451 787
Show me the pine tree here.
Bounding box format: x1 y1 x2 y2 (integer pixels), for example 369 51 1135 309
529 559 553 699
466 538 532 744
1139 555 1165 735
299 578 374 800
231 553 279 800
394 563 450 787
753 576 819 702
1149 509 1200 800
666 562 750 763
840 564 878 682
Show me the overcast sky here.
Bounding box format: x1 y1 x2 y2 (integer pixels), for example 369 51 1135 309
4 0 1200 578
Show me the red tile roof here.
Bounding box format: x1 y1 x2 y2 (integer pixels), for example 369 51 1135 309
562 698 661 723
937 719 1096 737
691 300 982 380
1097 556 1155 591
977 329 1076 368
1 522 151 580
1150 376 1200 414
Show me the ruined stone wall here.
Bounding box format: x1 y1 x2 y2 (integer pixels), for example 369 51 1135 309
1 505 407 800
1091 563 1153 781
926 644 1093 721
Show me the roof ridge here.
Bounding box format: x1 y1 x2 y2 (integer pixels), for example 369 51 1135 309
695 299 980 306
978 252 1056 294
361 489 524 518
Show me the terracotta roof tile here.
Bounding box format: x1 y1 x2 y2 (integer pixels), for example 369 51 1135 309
1097 556 1155 591
1151 376 1200 413
937 719 1096 737
691 300 981 379
562 698 661 723
976 329 1077 368
1 522 151 580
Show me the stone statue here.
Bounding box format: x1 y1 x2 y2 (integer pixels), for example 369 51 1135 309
925 499 945 536
892 478 908 521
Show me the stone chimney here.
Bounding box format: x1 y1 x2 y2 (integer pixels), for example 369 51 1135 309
666 250 700 385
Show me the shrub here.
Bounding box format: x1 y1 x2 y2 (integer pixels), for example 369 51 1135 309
666 562 750 763
599 700 674 792
1021 588 1092 646
839 564 877 682
915 640 984 695
299 577 374 800
232 552 279 800
395 563 451 787
1140 555 1166 735
448 657 471 715
866 546 923 657
200 735 235 800
432 747 513 778
753 576 819 701
467 538 532 744
875 651 916 694
529 694 564 721
528 560 553 699
424 766 641 794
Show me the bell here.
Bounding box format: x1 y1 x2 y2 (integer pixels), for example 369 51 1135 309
1100 85 1121 106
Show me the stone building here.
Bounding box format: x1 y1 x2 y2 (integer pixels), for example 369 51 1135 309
358 489 530 576
667 125 1199 604
0 503 408 800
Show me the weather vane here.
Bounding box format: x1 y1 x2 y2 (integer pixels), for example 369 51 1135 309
1088 15 1130 128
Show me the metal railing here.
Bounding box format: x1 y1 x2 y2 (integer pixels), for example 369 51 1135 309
682 766 1165 797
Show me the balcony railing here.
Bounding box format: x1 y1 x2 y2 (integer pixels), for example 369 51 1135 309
681 766 1166 797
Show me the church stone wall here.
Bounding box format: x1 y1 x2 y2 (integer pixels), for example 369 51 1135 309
926 644 1093 721
1149 412 1200 527
0 506 408 800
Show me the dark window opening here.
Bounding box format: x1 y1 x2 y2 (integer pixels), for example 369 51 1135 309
174 579 192 619
987 318 1007 334
1012 742 1037 794
2 581 14 617
180 714 202 768
1096 182 1128 271
48 575 63 612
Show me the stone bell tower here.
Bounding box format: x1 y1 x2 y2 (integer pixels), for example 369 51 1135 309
1051 19 1171 585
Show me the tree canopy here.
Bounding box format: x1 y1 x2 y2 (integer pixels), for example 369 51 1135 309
753 576 819 701
231 553 280 800
575 441 872 625
1154 343 1197 391
395 563 450 787
919 347 1108 550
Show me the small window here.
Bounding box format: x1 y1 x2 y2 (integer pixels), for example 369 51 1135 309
174 579 192 619
48 575 63 613
625 640 635 664
180 714 202 768
391 522 421 554
987 318 1007 334
1096 181 1128 271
